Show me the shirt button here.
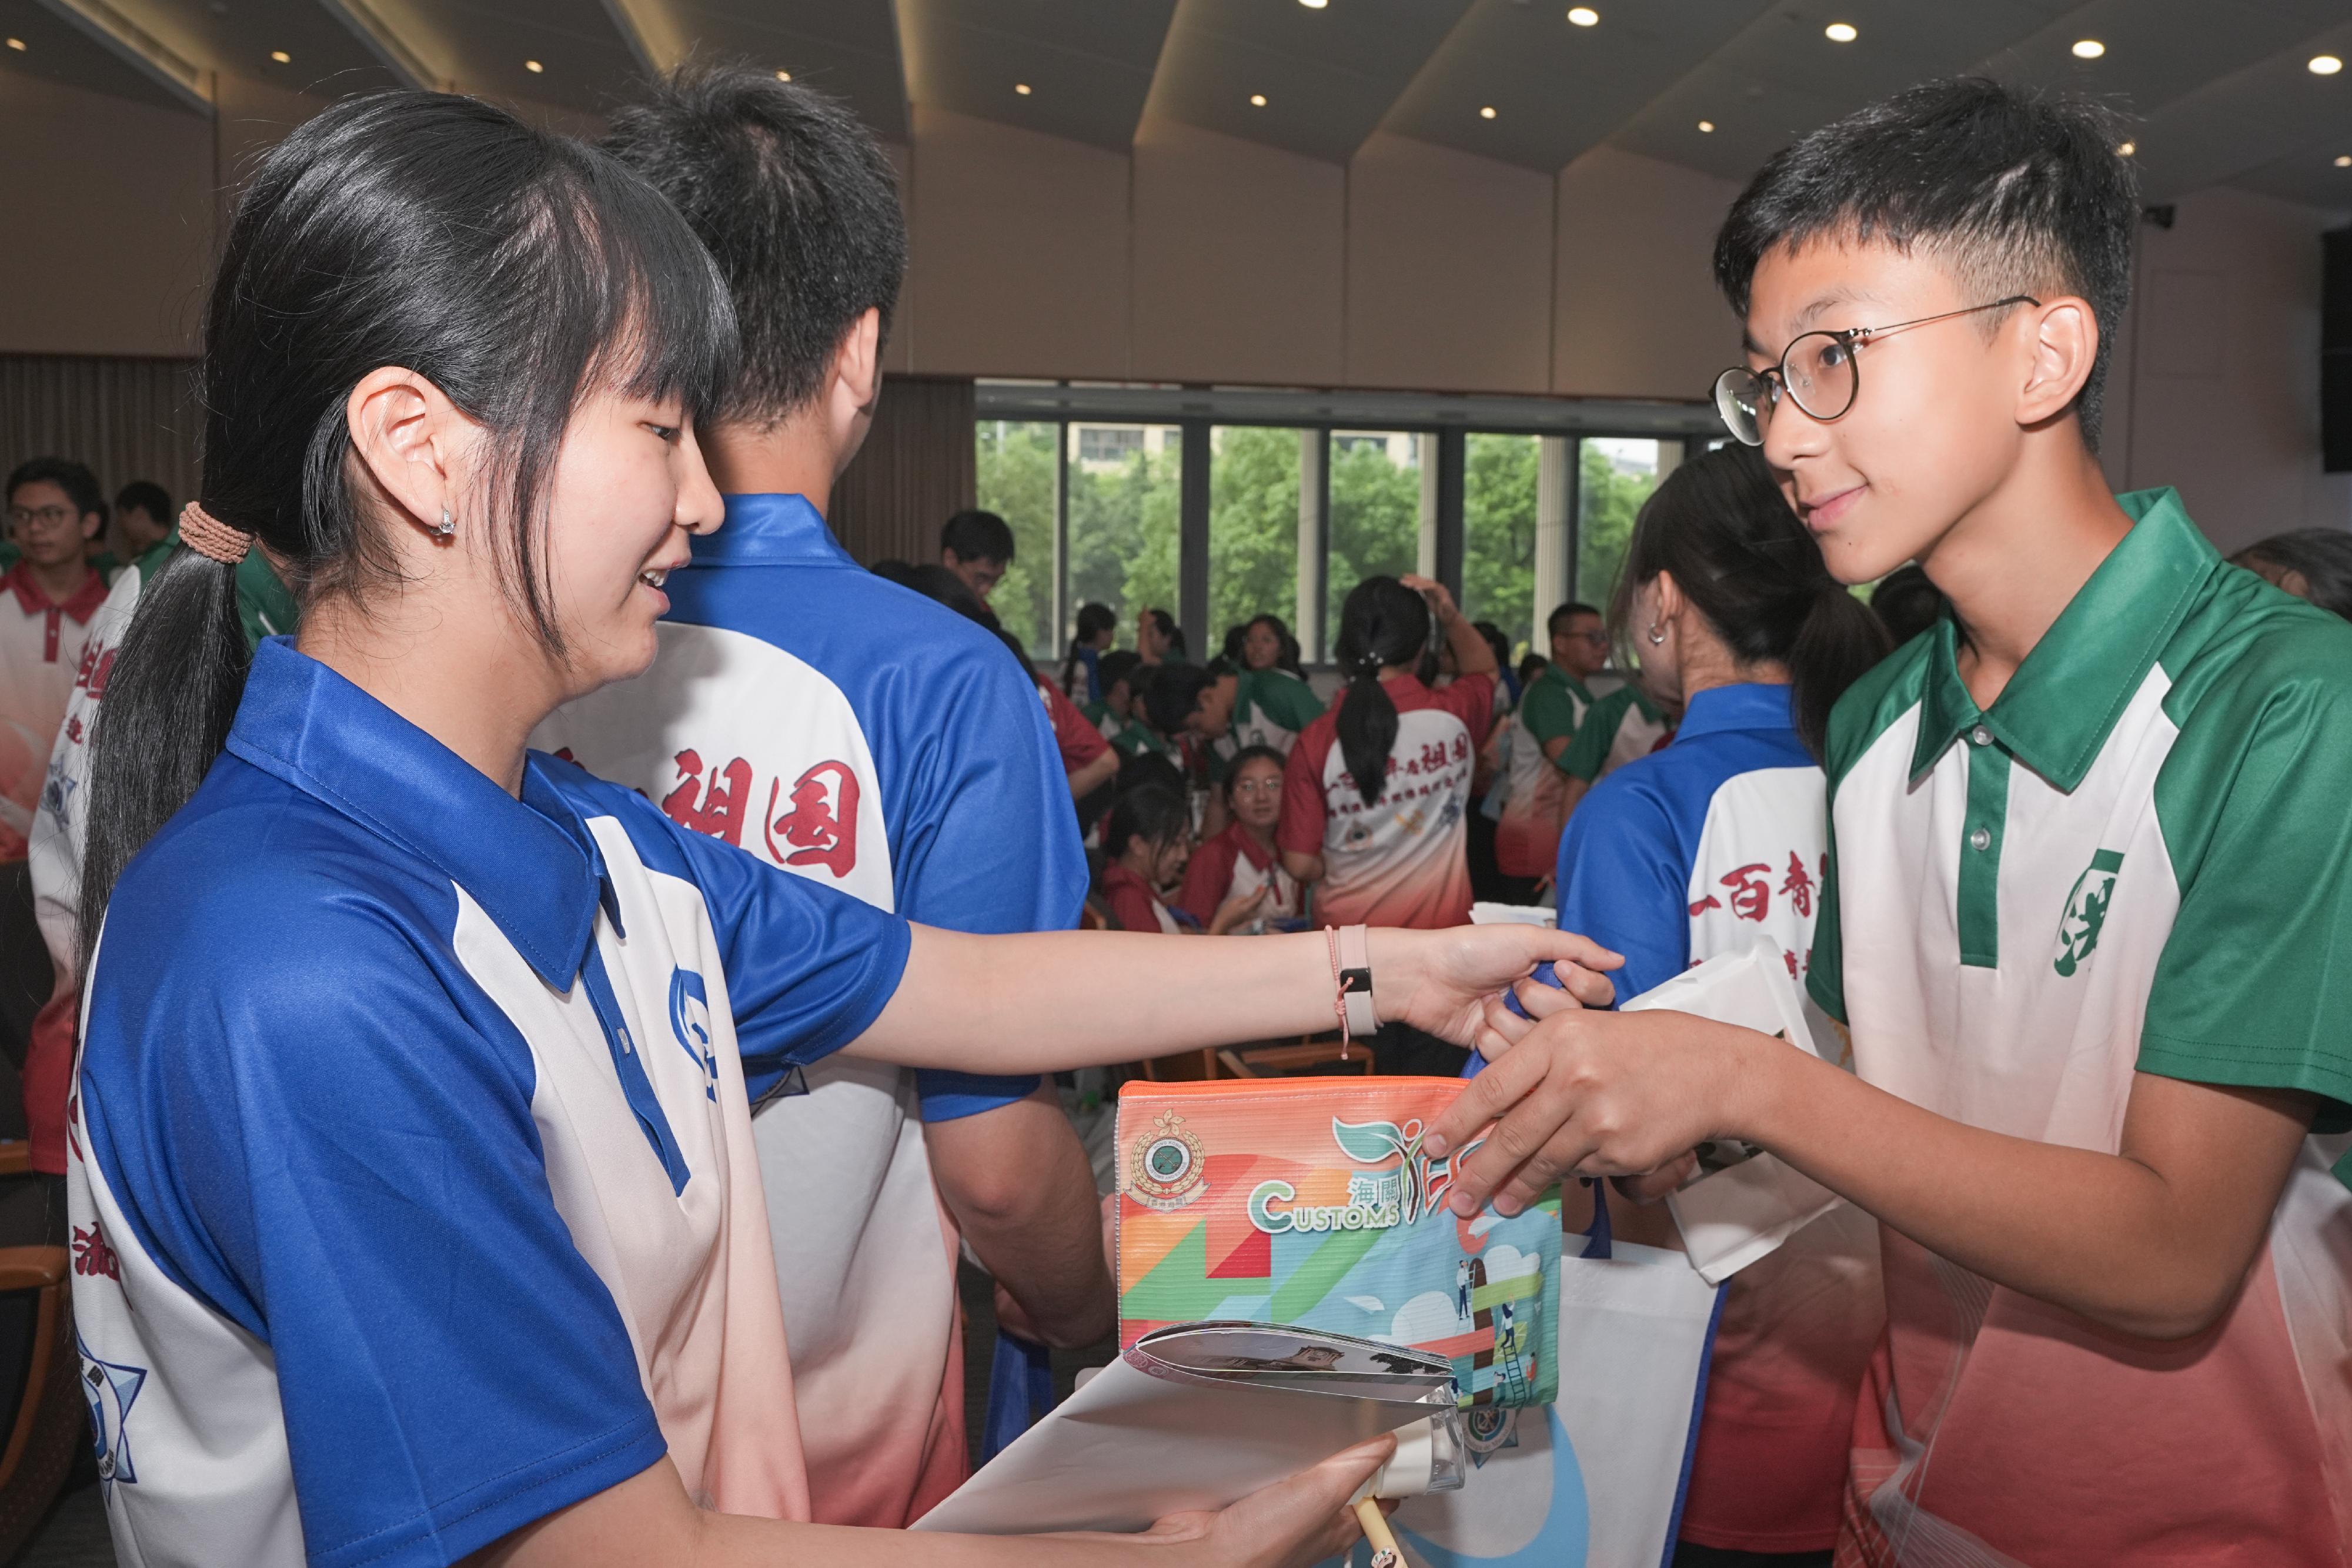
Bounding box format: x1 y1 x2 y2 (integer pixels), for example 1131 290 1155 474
1969 827 1992 852
1970 725 1992 747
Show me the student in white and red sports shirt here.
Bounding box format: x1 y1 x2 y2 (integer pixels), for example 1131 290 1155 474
0 459 109 857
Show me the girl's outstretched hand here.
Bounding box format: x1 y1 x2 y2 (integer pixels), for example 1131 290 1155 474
1366 925 1620 1054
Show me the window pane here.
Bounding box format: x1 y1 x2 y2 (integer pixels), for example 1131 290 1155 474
1461 433 1541 660
1327 431 1422 651
1576 437 1671 610
1208 426 1301 660
1067 423 1181 658
975 420 1058 655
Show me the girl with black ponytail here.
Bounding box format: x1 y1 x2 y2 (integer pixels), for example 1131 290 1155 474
1058 599 1116 701
65 94 1608 1568
1501 441 1886 1564
1277 573 1498 938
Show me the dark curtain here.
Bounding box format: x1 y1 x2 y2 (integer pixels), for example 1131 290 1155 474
0 356 202 518
830 375 977 568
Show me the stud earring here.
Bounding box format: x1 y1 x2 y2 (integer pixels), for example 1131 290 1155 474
1646 623 1666 646
435 506 454 539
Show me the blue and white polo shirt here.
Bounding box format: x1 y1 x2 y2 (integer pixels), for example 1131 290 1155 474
536 492 1087 1526
69 638 910 1567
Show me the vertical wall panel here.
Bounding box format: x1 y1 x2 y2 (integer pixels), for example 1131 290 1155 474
1 355 202 511
1552 146 1739 402
829 375 978 566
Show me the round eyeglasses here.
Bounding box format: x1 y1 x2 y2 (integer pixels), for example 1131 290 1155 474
1713 295 2040 447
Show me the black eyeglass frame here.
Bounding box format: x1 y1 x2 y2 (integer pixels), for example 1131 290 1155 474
1712 294 2043 447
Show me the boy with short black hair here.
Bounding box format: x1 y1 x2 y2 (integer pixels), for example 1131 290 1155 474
1439 78 2352 1563
940 507 1015 602
112 480 173 557
539 65 1107 1529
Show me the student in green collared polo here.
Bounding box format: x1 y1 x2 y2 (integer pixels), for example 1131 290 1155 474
1435 79 2352 1565
1493 601 1606 883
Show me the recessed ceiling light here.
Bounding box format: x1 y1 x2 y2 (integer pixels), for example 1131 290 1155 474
5 36 24 51
1014 82 1031 95
1698 119 1715 133
775 70 790 81
2117 141 2135 156
524 59 543 73
1479 105 1497 119
2312 54 2343 75
1825 22 1857 42
269 49 290 63
1299 0 1328 8
1250 93 1267 106
2072 39 2104 59
2337 155 2350 167
1567 7 1599 26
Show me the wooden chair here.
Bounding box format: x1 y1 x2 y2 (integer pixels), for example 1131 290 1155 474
0 1141 82 1563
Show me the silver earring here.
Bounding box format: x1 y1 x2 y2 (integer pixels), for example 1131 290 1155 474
1646 623 1666 646
435 506 454 539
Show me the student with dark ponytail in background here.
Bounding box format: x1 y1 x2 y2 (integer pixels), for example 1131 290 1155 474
1280 574 1496 932
1495 442 1889 1566
64 89 1612 1568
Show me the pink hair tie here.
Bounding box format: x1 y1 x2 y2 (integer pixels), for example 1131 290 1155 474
179 501 253 567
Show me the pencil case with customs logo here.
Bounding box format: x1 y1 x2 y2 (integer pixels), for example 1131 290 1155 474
1114 1076 1561 1408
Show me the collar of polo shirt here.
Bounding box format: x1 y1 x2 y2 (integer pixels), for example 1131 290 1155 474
1907 489 2217 793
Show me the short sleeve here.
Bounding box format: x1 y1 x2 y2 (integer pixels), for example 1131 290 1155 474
1806 805 1847 1025
1043 681 1110 770
1559 691 1624 782
643 810 913 1094
1278 729 1332 857
2141 660 2352 1130
1519 678 1575 747
1553 772 1692 1003
1258 673 1328 736
1435 671 1496 743
1102 875 1165 934
79 891 666 1567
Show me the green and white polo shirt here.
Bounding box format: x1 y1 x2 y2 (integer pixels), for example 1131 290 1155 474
1559 681 1668 784
1810 487 2352 1563
1230 667 1325 756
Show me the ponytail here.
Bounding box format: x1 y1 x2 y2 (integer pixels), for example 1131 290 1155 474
75 91 735 969
1608 444 1889 762
1332 576 1432 806
78 550 246 974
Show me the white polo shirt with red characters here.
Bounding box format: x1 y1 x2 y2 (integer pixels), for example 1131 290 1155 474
1279 673 1493 929
0 561 105 858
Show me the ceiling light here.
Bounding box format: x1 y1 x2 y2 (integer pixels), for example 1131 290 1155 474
2312 55 2343 75
1249 93 1267 106
1479 105 1496 119
5 37 23 51
2072 39 2104 59
269 50 290 63
1825 22 1857 42
524 59 543 73
1014 82 1031 95
2117 141 2134 156
1567 7 1599 26
1698 119 1715 132
776 70 790 81
2337 155 2351 167
1299 0 1328 8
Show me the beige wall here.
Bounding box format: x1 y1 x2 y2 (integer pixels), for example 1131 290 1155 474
2104 186 2351 550
0 73 213 356
1131 116 1345 387
8 72 2350 550
1554 146 1742 402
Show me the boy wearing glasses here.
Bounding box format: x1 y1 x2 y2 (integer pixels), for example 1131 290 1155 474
1440 79 2352 1563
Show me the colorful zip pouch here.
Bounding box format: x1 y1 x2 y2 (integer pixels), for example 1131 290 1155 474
1115 1076 1561 1408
